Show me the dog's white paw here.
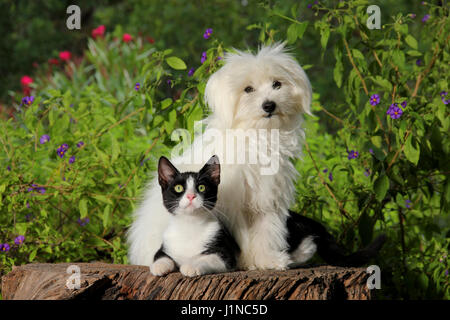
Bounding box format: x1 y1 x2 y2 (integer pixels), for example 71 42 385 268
150 257 175 276
180 264 202 277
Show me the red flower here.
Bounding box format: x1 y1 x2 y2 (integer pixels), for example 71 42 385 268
122 33 133 43
21 76 33 87
147 36 155 44
59 51 71 61
48 58 59 65
92 25 106 39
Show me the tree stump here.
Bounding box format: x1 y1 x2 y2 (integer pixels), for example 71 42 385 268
1 263 372 300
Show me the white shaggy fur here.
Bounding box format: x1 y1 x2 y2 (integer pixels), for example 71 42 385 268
128 43 312 270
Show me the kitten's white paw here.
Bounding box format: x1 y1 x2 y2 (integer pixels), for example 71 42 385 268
180 264 202 277
150 257 175 276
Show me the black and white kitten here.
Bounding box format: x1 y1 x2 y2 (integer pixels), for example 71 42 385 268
150 155 240 277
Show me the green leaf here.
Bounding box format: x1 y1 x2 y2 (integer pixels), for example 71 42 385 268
102 205 112 228
79 198 88 218
405 35 418 50
320 27 330 50
287 24 297 44
374 174 390 202
29 248 38 262
93 194 113 205
161 98 173 110
166 56 187 70
406 50 422 57
404 134 420 165
352 49 365 60
334 58 343 88
296 22 308 40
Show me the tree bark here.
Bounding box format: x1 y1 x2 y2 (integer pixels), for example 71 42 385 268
1 263 372 300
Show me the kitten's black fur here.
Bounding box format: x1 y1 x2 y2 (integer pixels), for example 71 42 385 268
286 210 386 267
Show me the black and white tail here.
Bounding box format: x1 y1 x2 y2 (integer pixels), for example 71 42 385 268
287 210 387 267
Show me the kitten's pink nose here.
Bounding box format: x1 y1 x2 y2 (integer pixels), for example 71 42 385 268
186 194 196 202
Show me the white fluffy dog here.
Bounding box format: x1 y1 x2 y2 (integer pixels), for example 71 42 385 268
127 43 312 270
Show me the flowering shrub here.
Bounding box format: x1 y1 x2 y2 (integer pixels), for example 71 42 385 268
0 1 448 299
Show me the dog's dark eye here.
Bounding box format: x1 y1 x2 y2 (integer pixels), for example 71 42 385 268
272 81 282 90
244 86 254 93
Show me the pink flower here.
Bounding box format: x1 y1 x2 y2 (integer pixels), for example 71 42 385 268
91 25 106 39
59 51 71 61
21 76 33 87
123 33 133 43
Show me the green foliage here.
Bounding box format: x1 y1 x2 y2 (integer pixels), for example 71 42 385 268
1 1 449 300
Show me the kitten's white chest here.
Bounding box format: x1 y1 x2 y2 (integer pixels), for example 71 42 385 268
163 214 220 266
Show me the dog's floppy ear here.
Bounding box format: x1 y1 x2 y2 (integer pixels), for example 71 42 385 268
267 43 312 116
204 65 237 128
285 58 312 116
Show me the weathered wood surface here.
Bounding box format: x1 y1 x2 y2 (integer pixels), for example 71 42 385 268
1 262 372 300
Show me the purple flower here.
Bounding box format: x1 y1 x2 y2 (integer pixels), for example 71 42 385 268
421 14 430 23
39 134 50 144
26 202 30 208
401 101 407 108
364 168 371 177
323 168 328 173
57 144 69 158
416 59 422 66
167 79 172 86
387 103 403 119
69 156 75 164
14 235 25 245
201 51 207 64
328 172 333 182
410 13 416 19
445 270 449 277
203 28 213 39
135 82 140 91
7 165 11 171
77 217 90 227
216 56 223 61
442 98 449 105
307 4 312 8
440 91 448 97
348 150 359 160
405 199 412 209
370 94 380 106
369 148 374 155
1 243 10 252
188 68 195 77
76 141 84 148
27 184 45 194
21 96 35 106
118 183 123 189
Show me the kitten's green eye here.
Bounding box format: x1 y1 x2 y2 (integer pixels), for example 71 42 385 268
174 185 184 193
198 185 206 192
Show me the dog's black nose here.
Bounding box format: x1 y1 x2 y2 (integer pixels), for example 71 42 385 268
262 101 276 113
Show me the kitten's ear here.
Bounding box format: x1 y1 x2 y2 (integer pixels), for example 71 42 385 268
200 155 220 185
158 156 179 188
